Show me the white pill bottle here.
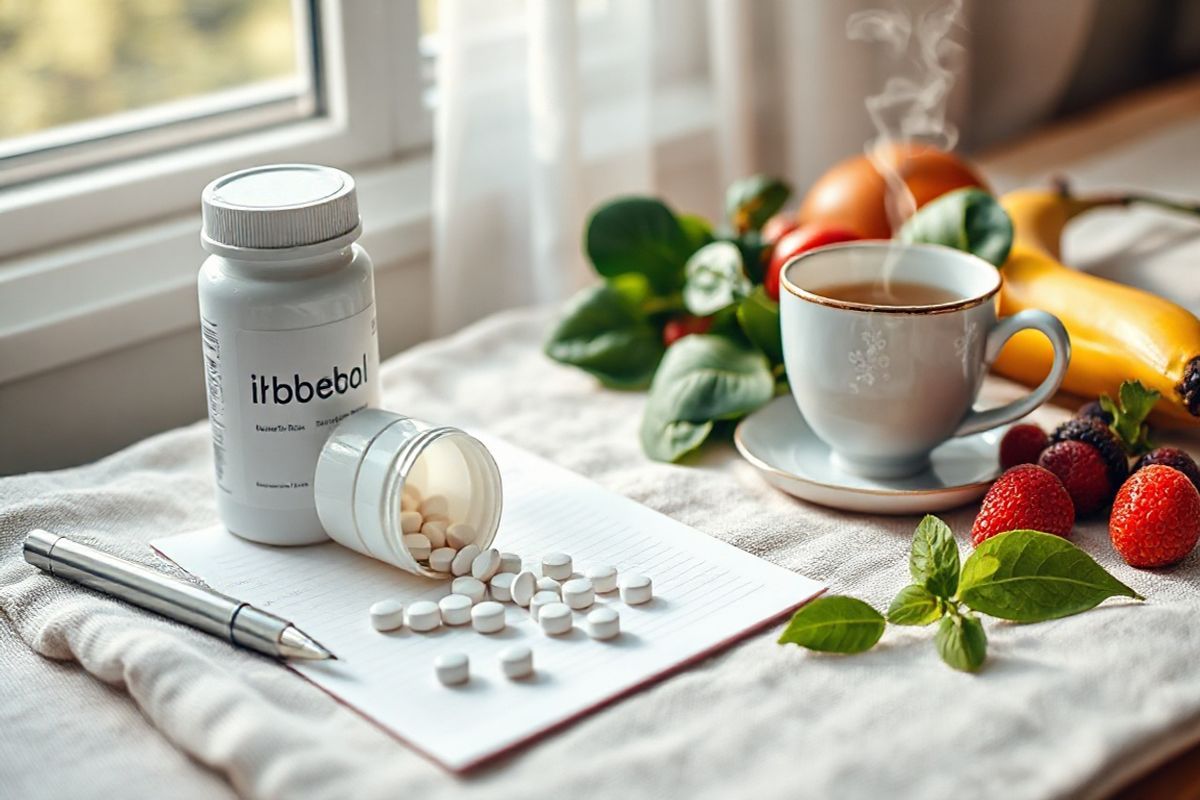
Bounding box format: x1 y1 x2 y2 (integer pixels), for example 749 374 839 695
198 164 380 545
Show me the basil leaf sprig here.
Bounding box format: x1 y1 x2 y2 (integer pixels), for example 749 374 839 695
777 596 885 654
779 517 1142 672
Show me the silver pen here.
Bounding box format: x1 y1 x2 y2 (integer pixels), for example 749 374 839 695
23 530 335 661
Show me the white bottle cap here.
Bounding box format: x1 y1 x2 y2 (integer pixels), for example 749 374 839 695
201 163 360 255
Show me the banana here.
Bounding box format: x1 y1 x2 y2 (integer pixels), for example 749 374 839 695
993 186 1200 426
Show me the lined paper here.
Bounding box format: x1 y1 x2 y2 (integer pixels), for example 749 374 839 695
156 436 824 771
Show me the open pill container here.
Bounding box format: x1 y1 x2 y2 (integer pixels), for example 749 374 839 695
314 409 502 577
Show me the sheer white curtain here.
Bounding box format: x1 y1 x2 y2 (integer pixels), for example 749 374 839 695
432 0 1096 335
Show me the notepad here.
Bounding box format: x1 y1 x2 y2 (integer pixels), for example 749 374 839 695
155 435 824 771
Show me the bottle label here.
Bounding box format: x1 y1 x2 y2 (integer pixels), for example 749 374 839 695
202 305 380 508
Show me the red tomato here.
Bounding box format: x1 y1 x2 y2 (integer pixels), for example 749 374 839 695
764 225 861 301
761 213 799 247
662 315 713 346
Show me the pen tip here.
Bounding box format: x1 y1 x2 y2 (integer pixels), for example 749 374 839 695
278 626 337 661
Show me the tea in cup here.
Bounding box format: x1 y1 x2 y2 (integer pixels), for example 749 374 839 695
779 242 1069 479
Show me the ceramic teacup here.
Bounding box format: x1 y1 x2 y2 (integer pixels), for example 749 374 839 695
779 242 1070 479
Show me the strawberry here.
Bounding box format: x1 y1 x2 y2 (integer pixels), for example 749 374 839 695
1133 447 1200 493
999 423 1049 470
1110 465 1200 568
1037 440 1113 516
971 464 1075 546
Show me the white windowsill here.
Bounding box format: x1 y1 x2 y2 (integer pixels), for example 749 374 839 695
0 78 715 387
0 156 434 385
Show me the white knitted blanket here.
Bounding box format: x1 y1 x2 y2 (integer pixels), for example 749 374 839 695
3 306 1200 800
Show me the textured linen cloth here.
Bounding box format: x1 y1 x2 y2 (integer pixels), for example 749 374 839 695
3 306 1200 800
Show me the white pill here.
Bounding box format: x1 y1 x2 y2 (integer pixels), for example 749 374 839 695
403 533 431 562
586 606 621 640
499 552 522 574
434 652 469 686
536 576 561 595
510 570 537 607
498 645 534 679
400 510 424 534
369 599 405 631
489 572 515 602
429 547 456 573
539 602 573 636
451 576 487 604
471 601 506 634
529 590 560 622
420 495 450 518
562 577 595 610
620 573 653 605
438 593 473 626
446 522 476 549
585 565 618 593
451 543 481 576
421 520 447 549
407 600 441 632
542 552 573 580
401 488 421 511
423 513 451 528
472 548 502 582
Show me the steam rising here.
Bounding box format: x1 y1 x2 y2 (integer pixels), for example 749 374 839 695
847 0 965 232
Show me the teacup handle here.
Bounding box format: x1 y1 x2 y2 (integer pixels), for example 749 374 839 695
954 309 1071 437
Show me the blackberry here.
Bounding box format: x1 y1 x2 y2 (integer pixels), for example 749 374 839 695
1074 399 1113 426
1135 447 1200 493
1050 417 1129 491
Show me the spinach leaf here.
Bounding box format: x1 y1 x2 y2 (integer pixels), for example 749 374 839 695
640 335 773 461
545 284 664 389
899 188 1013 267
586 197 692 294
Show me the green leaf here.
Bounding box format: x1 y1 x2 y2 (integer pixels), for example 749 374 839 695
585 197 692 294
899 187 1014 267
935 612 988 672
640 335 774 461
887 584 944 626
726 175 792 234
678 213 715 256
1101 379 1160 455
909 515 960 599
736 287 784 365
732 232 769 284
544 284 665 389
683 242 752 317
609 272 653 308
778 595 885 654
958 529 1142 622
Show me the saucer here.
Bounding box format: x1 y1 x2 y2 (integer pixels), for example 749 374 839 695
734 395 1002 515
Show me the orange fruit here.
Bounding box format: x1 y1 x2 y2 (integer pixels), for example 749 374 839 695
798 142 988 239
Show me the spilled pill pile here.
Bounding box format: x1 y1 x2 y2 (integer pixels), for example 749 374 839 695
367 483 656 685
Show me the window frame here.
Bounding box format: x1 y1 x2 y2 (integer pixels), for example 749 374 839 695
0 0 719 389
0 0 429 262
